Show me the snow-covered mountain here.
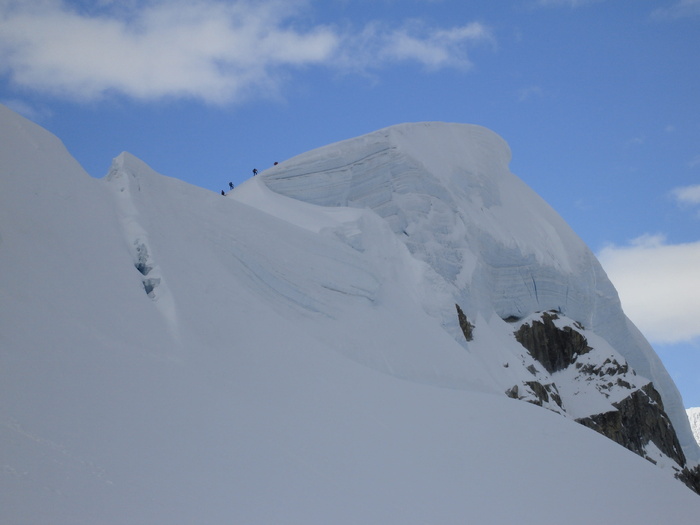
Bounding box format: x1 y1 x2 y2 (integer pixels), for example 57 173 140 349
688 408 700 447
253 121 698 467
2 104 700 523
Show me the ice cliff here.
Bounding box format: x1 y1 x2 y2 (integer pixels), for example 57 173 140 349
688 408 700 447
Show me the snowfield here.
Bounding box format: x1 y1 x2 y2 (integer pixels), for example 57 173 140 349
2 104 699 524
688 408 700 447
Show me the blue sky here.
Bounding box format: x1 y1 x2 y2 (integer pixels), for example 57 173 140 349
2 0 699 405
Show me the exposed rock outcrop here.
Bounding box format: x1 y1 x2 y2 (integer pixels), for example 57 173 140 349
676 465 700 495
455 304 474 342
514 311 590 373
576 383 686 467
523 381 563 409
509 311 689 481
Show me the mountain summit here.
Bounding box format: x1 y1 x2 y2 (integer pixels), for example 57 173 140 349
2 106 699 523
242 121 698 464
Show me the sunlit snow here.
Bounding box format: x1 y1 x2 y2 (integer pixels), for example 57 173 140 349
1 105 699 524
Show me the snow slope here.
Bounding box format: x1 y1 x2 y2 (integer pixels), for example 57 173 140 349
2 105 699 524
688 408 700 447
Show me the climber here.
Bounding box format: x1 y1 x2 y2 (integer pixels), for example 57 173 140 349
252 168 258 176
229 182 234 190
221 190 225 196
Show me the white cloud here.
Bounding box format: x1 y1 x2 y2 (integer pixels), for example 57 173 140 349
598 234 700 344
0 0 493 104
672 184 700 205
341 20 493 72
0 0 338 103
652 0 700 19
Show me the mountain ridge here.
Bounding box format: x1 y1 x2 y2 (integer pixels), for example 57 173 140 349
248 121 698 465
2 104 699 523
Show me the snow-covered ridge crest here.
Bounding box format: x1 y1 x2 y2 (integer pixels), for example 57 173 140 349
104 152 180 337
255 121 617 331
259 121 577 271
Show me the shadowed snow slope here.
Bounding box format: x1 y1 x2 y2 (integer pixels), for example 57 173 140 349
2 105 699 524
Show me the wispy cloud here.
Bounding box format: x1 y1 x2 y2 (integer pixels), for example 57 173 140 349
339 19 493 72
377 22 493 70
517 85 543 102
598 234 700 344
672 184 700 206
652 0 700 19
626 136 646 146
0 0 493 104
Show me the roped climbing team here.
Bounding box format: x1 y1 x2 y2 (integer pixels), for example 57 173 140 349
221 164 277 195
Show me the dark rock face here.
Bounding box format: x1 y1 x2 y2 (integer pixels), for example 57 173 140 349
455 304 474 342
523 381 563 409
505 385 519 399
505 380 564 413
509 310 690 484
576 383 686 467
514 311 591 373
676 465 700 495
